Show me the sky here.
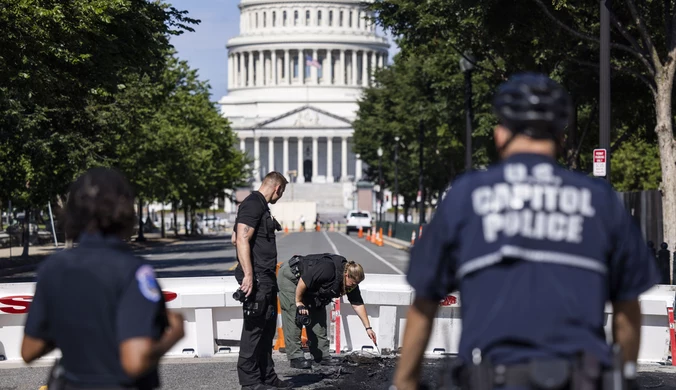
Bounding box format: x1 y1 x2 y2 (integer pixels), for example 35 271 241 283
167 0 400 101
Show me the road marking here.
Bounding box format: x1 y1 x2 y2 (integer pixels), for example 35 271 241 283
322 231 341 255
341 233 404 275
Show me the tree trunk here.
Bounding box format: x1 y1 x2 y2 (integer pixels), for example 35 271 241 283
173 203 178 237
161 208 165 239
21 208 30 257
184 207 189 237
191 209 197 236
136 199 146 242
655 69 676 283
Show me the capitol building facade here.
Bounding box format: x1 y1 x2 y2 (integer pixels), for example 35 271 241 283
219 0 390 215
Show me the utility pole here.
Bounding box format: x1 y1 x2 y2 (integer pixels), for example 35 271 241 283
599 0 612 181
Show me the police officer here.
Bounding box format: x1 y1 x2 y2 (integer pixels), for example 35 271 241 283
21 167 185 390
277 253 377 368
390 73 660 390
233 171 290 390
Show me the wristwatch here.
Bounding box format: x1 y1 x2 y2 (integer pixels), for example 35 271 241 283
365 327 372 331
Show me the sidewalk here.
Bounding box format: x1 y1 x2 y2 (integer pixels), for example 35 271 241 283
382 235 411 251
0 232 219 277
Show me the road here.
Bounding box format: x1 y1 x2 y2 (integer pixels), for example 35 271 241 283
2 233 675 389
0 231 409 283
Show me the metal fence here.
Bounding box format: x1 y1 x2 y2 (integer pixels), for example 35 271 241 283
617 190 664 246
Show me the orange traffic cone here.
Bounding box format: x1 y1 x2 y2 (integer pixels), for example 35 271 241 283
419 225 423 238
371 228 376 243
273 262 285 350
365 228 371 242
411 231 416 245
377 228 384 247
284 226 289 234
358 226 363 238
388 225 392 238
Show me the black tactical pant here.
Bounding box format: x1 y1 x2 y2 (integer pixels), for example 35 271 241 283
237 289 279 387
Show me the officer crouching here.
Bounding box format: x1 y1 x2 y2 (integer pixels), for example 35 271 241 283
277 253 377 368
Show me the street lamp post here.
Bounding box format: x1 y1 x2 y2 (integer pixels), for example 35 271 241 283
377 146 383 225
459 52 475 172
393 137 399 237
600 0 611 182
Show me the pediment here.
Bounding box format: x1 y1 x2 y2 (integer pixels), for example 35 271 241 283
255 105 352 129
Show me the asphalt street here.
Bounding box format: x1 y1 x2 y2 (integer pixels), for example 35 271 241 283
0 231 409 283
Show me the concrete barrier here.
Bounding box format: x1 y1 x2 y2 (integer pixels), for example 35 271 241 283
0 277 673 365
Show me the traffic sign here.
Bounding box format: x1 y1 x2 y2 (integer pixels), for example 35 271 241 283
593 149 607 177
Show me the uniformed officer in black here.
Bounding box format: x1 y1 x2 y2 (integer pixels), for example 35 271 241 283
391 73 660 390
21 167 185 390
277 253 376 368
233 171 290 390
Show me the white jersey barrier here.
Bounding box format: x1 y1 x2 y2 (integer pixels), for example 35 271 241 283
0 276 673 365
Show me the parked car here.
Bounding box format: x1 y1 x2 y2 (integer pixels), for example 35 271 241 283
345 210 372 235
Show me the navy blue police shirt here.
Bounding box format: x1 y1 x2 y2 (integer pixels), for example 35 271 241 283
302 261 364 305
408 153 660 367
234 191 278 291
24 233 168 389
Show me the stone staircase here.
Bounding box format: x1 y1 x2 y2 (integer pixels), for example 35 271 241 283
279 182 353 219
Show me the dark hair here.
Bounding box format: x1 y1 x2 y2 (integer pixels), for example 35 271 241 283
263 171 289 187
63 167 136 239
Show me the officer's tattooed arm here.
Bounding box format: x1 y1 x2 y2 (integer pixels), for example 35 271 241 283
236 223 256 297
612 299 642 365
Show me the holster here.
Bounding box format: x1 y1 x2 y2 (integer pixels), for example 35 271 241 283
47 358 66 390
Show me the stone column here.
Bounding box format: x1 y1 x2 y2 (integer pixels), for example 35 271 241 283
326 49 333 85
370 50 376 84
362 51 368 87
299 49 305 85
254 136 260 181
355 154 363 181
378 51 384 69
228 55 233 88
352 50 358 85
283 136 289 179
339 50 346 85
312 49 319 85
248 51 254 87
268 137 275 174
326 137 333 182
341 136 348 181
297 137 305 183
272 50 277 85
312 136 319 182
239 53 244 87
285 50 291 85
239 137 245 152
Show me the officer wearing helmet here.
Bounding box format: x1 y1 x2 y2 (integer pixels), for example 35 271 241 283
390 72 660 390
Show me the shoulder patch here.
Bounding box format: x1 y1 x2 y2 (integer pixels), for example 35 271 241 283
136 264 161 303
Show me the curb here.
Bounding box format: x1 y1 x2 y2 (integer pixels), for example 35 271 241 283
382 236 411 252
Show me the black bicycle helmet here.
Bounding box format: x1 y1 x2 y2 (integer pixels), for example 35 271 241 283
493 72 573 140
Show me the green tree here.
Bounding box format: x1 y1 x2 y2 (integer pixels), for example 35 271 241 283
0 0 197 255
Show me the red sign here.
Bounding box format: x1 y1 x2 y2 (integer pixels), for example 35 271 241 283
439 295 457 306
593 149 606 163
0 291 178 314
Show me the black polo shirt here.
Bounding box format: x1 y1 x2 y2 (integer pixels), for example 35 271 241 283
24 233 168 389
234 191 278 290
302 261 364 305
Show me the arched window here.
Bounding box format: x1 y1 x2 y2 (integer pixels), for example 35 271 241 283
294 10 299 26
318 10 322 26
348 11 352 27
329 10 333 26
272 11 276 27
339 11 343 27
305 10 310 26
263 12 266 27
255 12 259 28
283 11 287 26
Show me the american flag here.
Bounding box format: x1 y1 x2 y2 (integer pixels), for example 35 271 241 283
305 55 322 69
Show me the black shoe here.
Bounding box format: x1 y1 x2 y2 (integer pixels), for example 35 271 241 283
241 384 276 390
319 356 342 366
266 377 293 389
289 357 312 369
